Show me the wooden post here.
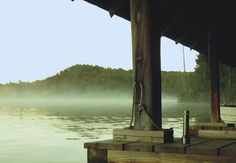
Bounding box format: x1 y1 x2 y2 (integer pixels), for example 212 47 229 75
208 30 221 123
130 0 162 130
87 149 107 163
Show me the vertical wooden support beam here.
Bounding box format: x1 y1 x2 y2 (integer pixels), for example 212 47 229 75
87 149 107 163
208 30 221 123
130 0 162 130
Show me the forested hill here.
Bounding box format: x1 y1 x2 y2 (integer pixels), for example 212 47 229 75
0 57 235 103
0 64 191 99
0 65 133 98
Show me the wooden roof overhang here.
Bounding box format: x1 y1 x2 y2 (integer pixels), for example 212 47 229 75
84 0 236 66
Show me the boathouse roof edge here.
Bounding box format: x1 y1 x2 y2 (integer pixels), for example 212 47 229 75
84 0 236 66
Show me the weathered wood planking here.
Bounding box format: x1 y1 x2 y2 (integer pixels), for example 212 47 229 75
198 130 236 139
85 139 236 162
130 0 162 130
186 139 236 155
109 150 161 163
113 135 165 144
190 123 236 137
108 150 236 163
123 142 156 152
194 122 235 127
113 129 173 143
155 138 210 154
219 142 236 157
84 139 132 150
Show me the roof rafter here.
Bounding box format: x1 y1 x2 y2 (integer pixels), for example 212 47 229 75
189 40 202 50
83 0 236 66
161 13 187 36
108 0 128 17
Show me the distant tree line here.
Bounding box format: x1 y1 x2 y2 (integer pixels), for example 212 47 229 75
0 56 235 103
181 54 236 104
0 65 133 98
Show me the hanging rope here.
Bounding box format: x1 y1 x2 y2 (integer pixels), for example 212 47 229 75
129 81 161 130
129 82 138 128
138 104 161 130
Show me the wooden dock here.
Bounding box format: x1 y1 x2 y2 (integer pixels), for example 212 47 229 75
82 1 236 162
84 137 236 163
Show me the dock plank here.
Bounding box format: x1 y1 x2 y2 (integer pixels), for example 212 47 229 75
219 142 236 157
113 129 173 143
123 142 157 152
109 150 236 163
155 138 210 154
186 139 236 155
84 139 132 150
198 130 236 139
194 122 235 127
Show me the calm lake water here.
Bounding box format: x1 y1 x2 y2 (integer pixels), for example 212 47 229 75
0 99 210 163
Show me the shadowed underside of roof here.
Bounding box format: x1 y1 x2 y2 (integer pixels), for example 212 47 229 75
84 0 236 66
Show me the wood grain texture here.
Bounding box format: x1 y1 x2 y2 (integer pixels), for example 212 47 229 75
113 129 173 143
130 0 162 130
186 139 235 155
219 142 236 157
198 130 236 139
108 150 236 163
84 139 131 150
155 138 210 154
208 30 220 123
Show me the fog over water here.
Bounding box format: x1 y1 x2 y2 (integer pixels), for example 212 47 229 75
0 94 210 163
0 94 210 119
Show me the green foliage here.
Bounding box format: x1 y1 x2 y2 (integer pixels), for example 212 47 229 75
179 54 236 103
0 64 133 98
0 58 235 103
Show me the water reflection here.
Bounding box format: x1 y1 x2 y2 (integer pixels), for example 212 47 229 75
51 115 131 140
0 102 209 163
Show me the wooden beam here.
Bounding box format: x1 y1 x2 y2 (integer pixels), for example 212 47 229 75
175 29 195 43
200 49 208 55
113 129 173 143
160 0 170 8
198 130 236 139
212 8 235 30
208 30 221 123
189 40 201 50
130 0 162 130
161 13 186 36
108 0 127 17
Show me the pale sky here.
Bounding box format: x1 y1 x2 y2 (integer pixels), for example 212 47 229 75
0 0 198 84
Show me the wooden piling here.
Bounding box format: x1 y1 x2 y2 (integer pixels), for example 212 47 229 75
130 0 162 130
208 30 221 123
87 149 107 163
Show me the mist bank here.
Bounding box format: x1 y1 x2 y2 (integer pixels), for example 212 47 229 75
0 95 132 106
0 65 188 102
0 58 235 104
0 63 211 103
0 65 132 100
